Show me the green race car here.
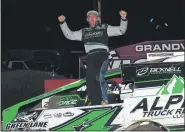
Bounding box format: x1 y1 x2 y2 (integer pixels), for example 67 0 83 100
2 58 184 131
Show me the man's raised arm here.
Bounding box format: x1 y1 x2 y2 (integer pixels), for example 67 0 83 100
58 15 82 41
107 10 128 37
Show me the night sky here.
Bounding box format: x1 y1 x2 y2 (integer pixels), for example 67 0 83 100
2 0 184 51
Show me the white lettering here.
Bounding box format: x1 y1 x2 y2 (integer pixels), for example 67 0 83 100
135 43 184 52
6 122 48 130
59 100 78 106
144 45 152 51
162 44 171 50
150 67 181 73
172 43 180 50
153 44 161 51
135 45 143 52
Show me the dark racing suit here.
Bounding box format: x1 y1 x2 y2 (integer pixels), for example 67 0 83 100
60 17 128 105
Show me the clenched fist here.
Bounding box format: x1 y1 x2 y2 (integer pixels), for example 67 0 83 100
58 15 66 22
119 10 127 18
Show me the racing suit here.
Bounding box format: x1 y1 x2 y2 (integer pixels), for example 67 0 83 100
60 17 128 105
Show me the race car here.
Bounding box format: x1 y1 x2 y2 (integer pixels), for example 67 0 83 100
2 55 184 131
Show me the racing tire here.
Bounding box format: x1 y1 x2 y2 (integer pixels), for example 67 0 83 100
125 121 168 131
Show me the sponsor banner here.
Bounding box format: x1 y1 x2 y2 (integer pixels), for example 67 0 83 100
132 40 184 53
147 52 184 61
42 94 86 109
57 95 81 107
122 62 184 79
42 112 74 119
79 40 184 78
6 122 48 131
5 109 81 130
136 64 182 77
121 62 184 88
5 110 47 131
37 108 84 129
129 94 184 121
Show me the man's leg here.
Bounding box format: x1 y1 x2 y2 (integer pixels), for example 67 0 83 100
86 54 102 105
86 55 93 102
100 60 109 103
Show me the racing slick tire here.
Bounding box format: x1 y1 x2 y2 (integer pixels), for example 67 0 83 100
125 121 168 131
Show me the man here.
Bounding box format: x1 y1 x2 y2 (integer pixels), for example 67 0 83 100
58 10 128 105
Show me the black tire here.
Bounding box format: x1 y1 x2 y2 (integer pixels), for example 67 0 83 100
125 121 168 131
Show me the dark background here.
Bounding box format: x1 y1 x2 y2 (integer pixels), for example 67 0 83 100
2 0 184 50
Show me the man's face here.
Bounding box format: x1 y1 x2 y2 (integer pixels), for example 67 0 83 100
87 13 98 27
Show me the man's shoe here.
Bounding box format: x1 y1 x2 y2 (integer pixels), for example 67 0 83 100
101 100 109 105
